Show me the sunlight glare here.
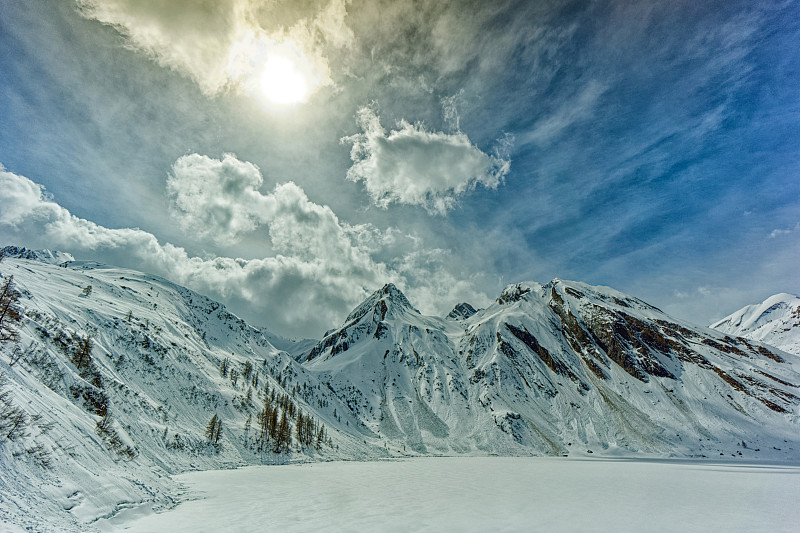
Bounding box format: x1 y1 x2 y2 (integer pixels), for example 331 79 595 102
261 55 308 105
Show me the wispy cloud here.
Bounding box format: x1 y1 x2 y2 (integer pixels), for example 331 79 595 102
518 81 607 147
769 222 799 239
342 107 510 215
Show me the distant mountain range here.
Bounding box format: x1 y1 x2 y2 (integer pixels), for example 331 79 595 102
1 246 798 531
711 293 800 356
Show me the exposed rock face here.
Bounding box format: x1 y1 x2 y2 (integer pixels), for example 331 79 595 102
447 302 477 320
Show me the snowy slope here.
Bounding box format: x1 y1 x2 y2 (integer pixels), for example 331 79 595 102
304 280 800 458
0 253 378 532
711 293 800 356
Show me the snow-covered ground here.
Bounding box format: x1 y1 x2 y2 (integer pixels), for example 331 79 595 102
100 457 800 533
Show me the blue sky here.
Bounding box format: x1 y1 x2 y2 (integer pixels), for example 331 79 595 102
1 0 798 338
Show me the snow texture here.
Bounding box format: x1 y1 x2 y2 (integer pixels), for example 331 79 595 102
100 457 800 533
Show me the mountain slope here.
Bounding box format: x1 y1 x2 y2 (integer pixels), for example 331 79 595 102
0 252 377 532
711 293 800 356
303 280 800 458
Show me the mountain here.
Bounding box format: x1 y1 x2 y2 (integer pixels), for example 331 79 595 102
1 245 75 265
447 302 477 320
304 280 800 457
2 250 799 531
711 293 800 356
0 253 377 532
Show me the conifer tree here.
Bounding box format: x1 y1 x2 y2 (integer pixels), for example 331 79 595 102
296 410 304 446
268 406 279 440
0 276 21 343
206 414 219 443
73 335 93 371
206 414 222 444
275 409 290 452
316 425 325 449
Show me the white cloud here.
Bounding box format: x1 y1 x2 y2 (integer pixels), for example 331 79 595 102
167 153 384 270
167 154 268 243
76 0 353 98
768 222 799 239
342 107 510 215
0 163 489 337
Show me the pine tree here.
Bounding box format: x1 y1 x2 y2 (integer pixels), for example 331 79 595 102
0 276 21 343
76 335 93 369
242 360 253 381
214 417 222 444
81 285 92 297
219 358 229 377
296 410 304 446
268 406 279 440
206 414 219 443
275 409 290 452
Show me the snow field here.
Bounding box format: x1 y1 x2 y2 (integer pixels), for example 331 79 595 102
100 457 800 533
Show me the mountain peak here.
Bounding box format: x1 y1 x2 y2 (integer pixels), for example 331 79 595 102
447 302 477 320
344 282 418 324
1 245 75 265
711 292 800 355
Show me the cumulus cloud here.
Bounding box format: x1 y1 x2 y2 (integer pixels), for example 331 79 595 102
166 153 382 270
0 163 488 337
342 107 510 214
167 154 269 243
76 0 353 97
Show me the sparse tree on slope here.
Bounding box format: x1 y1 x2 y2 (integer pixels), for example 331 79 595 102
275 409 290 453
206 414 222 445
72 335 93 371
0 276 21 343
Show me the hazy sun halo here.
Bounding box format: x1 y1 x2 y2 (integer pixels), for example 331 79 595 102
260 55 308 105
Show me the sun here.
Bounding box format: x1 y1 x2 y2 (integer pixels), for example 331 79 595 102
260 55 309 105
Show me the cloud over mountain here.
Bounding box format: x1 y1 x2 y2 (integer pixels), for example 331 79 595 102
0 163 490 337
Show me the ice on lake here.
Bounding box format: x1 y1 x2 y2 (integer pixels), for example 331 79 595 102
100 457 800 532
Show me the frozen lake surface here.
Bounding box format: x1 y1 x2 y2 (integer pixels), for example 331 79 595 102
101 457 800 532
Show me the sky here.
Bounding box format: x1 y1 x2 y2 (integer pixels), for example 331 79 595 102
1 0 798 339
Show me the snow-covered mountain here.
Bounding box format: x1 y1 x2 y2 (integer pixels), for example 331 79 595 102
1 245 75 265
711 293 800 356
304 280 800 457
1 249 799 531
0 251 377 532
